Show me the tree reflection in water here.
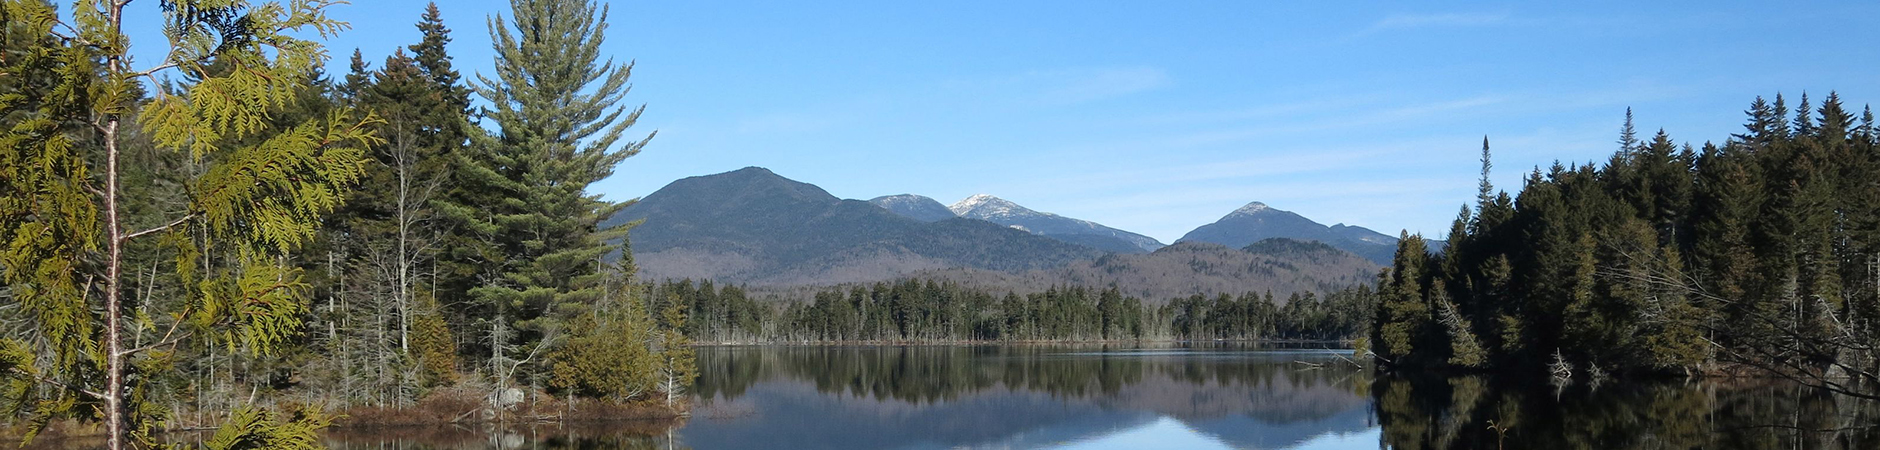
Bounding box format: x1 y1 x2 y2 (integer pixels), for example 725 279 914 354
319 344 1878 449
1373 375 1880 450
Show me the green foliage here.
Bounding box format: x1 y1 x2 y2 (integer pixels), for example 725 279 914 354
1372 93 1880 384
550 271 657 401
0 0 103 396
449 0 656 387
656 292 696 406
200 405 332 450
1434 282 1487 368
1373 234 1433 365
410 290 458 387
0 0 370 448
673 278 1372 344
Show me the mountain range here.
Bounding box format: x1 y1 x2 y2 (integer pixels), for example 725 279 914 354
607 167 1416 296
866 193 1165 254
603 167 1105 286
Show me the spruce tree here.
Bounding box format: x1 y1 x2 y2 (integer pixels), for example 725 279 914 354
1373 233 1434 367
457 0 656 388
1691 142 1763 346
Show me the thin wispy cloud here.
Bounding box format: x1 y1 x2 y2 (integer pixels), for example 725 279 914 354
1034 67 1171 105
941 66 1172 107
1372 12 1510 31
1343 12 1513 41
733 111 848 135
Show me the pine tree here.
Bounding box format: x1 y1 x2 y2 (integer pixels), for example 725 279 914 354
1637 129 1693 246
549 262 656 401
1434 280 1487 368
1618 107 1641 152
1477 136 1495 208
353 42 468 351
1373 233 1434 367
1691 142 1763 346
0 1 371 448
657 292 697 408
1734 96 1782 151
399 2 493 339
455 0 657 389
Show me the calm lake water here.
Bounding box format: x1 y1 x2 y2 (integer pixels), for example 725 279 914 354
322 344 1878 450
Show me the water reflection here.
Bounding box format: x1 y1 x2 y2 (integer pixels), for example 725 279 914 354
683 345 1373 450
325 344 1374 449
320 344 1880 450
1372 376 1880 450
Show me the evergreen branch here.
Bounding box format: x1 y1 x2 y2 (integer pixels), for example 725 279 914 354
5 367 104 400
117 306 193 358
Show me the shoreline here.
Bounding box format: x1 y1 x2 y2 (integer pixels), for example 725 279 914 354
686 338 1359 348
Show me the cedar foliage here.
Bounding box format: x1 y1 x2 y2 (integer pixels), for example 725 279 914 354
0 0 373 448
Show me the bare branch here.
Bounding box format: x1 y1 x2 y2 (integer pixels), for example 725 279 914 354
123 213 195 242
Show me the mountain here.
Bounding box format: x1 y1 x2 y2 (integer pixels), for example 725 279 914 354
915 238 1379 302
867 194 956 222
948 194 1165 254
1176 202 1399 265
604 167 1105 285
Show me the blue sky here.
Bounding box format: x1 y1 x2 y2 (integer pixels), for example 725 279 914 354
121 1 1880 243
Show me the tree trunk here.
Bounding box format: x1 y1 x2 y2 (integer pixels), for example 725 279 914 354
396 144 411 353
101 3 127 444
103 112 126 450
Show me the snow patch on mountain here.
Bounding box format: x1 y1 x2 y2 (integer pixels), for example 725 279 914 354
949 194 1165 253
869 194 957 222
1230 201 1270 217
949 194 1030 218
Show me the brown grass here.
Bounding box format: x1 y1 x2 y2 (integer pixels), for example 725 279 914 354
334 385 685 429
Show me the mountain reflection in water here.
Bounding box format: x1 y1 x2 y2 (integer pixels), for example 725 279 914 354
323 343 1878 450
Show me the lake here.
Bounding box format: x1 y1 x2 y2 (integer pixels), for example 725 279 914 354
321 343 1877 450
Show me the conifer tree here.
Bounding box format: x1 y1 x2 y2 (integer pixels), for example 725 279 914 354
1691 142 1763 344
657 293 697 408
549 262 656 401
0 1 371 448
1618 107 1640 154
456 0 656 389
1373 233 1434 366
1433 280 1487 368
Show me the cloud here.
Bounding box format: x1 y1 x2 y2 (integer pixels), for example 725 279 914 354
1343 12 1512 40
1054 94 1512 154
1033 67 1171 105
941 66 1172 107
733 111 848 135
1370 12 1510 31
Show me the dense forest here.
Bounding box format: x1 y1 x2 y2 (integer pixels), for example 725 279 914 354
0 1 693 449
0 1 1378 448
655 277 1376 343
1370 96 1880 398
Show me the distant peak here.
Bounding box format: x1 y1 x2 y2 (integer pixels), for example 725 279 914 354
949 194 1015 215
871 193 934 202
957 193 1001 204
1231 201 1270 215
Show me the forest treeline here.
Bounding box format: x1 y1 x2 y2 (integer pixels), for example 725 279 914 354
654 278 1377 343
1370 95 1880 397
0 1 691 449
